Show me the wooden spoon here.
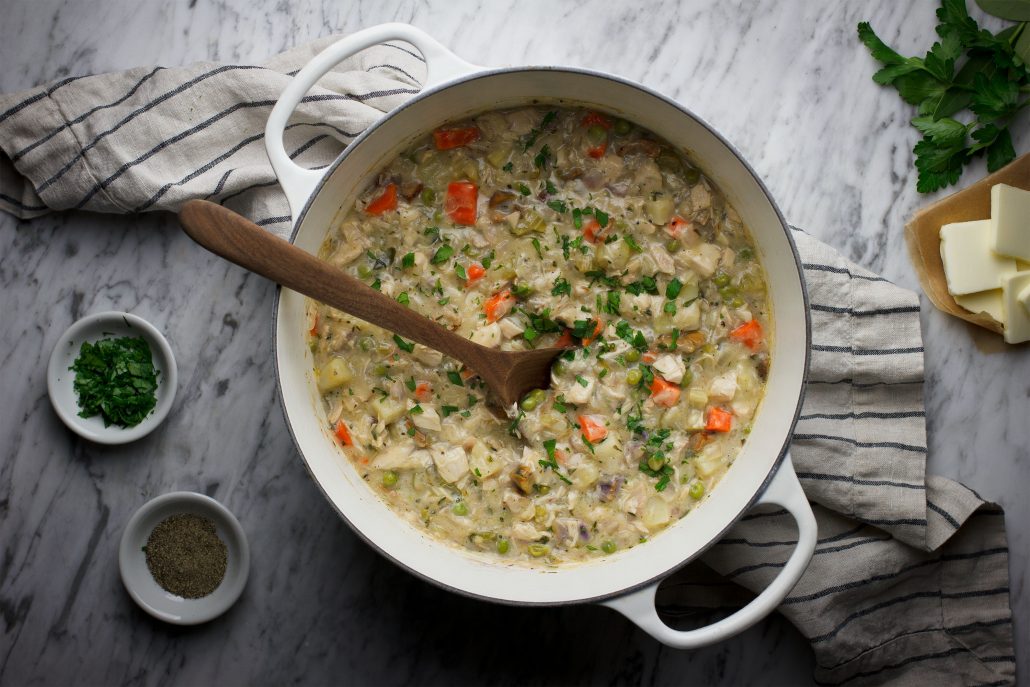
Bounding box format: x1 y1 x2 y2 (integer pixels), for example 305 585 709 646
178 200 563 407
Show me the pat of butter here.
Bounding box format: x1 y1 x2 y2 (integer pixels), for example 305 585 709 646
991 184 1030 262
1001 271 1030 344
940 220 1017 296
954 289 1005 324
1020 283 1030 317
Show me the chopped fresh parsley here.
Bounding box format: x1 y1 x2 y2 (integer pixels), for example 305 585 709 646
539 439 573 484
393 335 415 353
454 264 468 281
446 370 465 386
623 235 643 253
70 336 159 428
401 252 415 268
532 238 543 259
534 144 552 169
405 376 417 392
547 199 568 214
442 405 460 417
666 277 683 300
575 374 590 388
397 292 410 305
604 290 621 316
517 182 531 196
502 161 514 173
552 277 572 297
431 244 454 264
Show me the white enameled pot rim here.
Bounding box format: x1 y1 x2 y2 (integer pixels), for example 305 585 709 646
269 65 812 607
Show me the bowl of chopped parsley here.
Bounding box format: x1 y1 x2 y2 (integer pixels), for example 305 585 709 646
47 311 177 444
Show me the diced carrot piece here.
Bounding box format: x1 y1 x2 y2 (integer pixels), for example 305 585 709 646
445 181 478 225
364 183 397 215
433 126 480 150
553 329 575 348
582 319 604 346
587 141 608 158
729 320 764 351
554 449 567 465
582 112 612 129
578 415 609 443
666 216 692 238
484 289 515 323
649 376 681 407
642 351 657 364
582 218 602 243
706 407 733 432
334 420 354 446
460 368 477 381
465 263 486 287
414 382 432 401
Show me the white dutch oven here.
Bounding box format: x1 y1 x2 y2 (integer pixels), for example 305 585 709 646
266 24 816 648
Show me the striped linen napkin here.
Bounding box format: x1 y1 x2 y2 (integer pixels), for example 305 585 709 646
0 36 1015 686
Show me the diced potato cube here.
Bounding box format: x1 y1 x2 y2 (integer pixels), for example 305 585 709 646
694 445 725 478
641 496 671 529
317 357 352 392
373 397 405 425
688 387 708 408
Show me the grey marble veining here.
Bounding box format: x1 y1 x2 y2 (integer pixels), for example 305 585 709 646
0 1 1026 685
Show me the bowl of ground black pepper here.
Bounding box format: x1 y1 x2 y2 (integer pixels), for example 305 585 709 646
47 311 177 444
119 492 249 625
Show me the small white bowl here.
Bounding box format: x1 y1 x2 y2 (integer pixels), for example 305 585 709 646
119 492 250 625
47 311 177 444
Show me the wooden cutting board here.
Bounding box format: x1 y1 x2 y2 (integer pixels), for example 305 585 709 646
905 152 1030 335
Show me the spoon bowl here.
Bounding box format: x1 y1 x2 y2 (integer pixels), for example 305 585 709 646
177 200 564 407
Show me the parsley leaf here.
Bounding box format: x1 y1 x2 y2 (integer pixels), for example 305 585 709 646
551 276 572 296
70 336 159 428
431 244 454 264
393 335 415 353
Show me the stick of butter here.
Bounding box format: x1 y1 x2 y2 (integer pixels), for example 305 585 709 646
954 289 1005 323
1021 283 1030 318
991 184 1030 262
940 220 1017 295
1001 272 1030 344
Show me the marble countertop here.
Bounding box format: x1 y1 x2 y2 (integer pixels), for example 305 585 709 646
1 1 1026 684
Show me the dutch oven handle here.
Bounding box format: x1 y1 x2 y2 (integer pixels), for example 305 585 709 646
265 23 481 219
602 453 817 649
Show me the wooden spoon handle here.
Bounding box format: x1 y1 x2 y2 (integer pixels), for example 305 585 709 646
178 200 483 363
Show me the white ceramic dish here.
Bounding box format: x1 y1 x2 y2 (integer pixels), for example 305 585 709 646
265 24 817 648
47 311 177 444
119 491 250 625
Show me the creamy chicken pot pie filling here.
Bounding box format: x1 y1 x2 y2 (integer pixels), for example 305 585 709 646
309 106 770 565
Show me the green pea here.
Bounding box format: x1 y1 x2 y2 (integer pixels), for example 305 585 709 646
656 151 681 172
719 285 739 301
738 247 754 261
373 363 389 376
713 272 731 288
357 264 373 279
647 454 666 472
358 337 376 352
552 360 568 376
689 480 705 500
497 538 510 554
382 470 398 488
452 502 468 516
513 282 532 298
520 388 546 411
665 240 681 253
421 188 436 205
684 167 701 184
586 125 608 146
536 484 551 495
681 369 693 387
730 296 745 308
601 540 617 554
528 543 550 557
613 119 631 136
626 368 643 386
624 348 641 363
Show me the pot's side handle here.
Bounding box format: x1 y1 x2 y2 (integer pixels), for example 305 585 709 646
602 453 816 649
265 23 481 219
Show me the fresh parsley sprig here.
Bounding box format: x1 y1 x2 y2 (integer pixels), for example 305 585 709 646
858 0 1030 193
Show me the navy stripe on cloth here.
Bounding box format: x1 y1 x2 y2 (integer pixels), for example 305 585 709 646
799 410 926 420
810 303 921 317
793 434 927 453
795 472 925 490
812 344 925 355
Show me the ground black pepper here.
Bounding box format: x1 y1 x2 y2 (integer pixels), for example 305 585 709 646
143 513 227 598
